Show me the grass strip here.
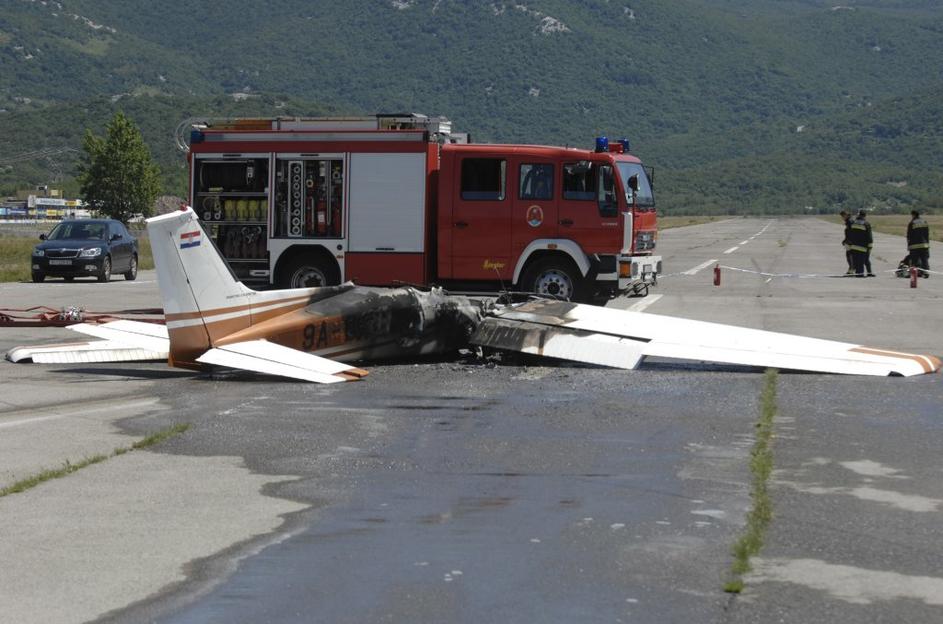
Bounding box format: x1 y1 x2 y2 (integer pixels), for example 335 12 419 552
658 215 726 230
132 423 190 450
724 368 778 594
0 422 190 499
820 214 943 242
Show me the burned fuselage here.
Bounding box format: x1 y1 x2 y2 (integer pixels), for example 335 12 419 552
209 286 484 365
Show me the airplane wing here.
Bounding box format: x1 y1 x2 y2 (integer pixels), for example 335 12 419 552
67 319 171 354
6 340 167 364
472 299 942 377
10 321 366 383
196 339 369 383
7 320 170 364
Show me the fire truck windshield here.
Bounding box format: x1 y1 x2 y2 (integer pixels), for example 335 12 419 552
616 162 654 209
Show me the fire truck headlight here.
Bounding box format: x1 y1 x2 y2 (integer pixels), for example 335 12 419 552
635 231 655 251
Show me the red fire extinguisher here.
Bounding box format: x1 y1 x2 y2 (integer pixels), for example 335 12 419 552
316 193 328 235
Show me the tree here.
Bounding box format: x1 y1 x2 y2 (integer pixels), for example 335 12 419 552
78 111 161 223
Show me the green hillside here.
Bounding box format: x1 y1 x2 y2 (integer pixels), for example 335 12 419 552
1 0 941 214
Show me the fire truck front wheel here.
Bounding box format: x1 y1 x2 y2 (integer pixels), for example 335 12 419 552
279 257 339 289
520 256 585 302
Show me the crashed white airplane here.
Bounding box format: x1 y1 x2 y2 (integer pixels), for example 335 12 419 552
7 207 941 380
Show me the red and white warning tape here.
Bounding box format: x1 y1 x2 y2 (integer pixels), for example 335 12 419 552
715 265 941 279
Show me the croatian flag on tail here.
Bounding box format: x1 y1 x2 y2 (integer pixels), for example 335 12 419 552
180 230 201 249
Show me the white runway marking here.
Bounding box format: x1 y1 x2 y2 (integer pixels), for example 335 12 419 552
627 294 662 313
0 397 160 429
683 259 717 275
0 414 63 429
723 246 739 254
739 240 750 245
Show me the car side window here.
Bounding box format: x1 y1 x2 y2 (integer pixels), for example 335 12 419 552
87 223 106 240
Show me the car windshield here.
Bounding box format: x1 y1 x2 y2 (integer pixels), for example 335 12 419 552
616 162 654 208
47 222 107 241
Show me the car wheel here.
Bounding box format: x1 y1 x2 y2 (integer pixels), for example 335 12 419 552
520 256 584 301
31 272 45 283
98 256 112 283
124 255 138 281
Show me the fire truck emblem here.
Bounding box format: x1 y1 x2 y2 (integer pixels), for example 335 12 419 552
526 205 544 228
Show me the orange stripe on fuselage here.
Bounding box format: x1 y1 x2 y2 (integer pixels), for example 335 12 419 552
850 347 941 374
164 294 313 323
166 294 319 368
167 324 213 369
214 308 348 353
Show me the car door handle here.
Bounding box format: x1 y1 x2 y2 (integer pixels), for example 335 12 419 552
560 219 574 226
455 221 469 229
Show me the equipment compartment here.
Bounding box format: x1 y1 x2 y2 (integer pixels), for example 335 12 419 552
273 158 344 239
193 156 271 286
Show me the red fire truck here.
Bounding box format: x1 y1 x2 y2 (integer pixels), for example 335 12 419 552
186 113 660 300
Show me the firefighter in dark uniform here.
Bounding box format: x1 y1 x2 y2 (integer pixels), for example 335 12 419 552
859 210 875 276
847 210 873 277
907 210 931 278
840 210 854 274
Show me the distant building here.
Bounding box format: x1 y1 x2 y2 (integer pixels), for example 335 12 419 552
1 186 88 220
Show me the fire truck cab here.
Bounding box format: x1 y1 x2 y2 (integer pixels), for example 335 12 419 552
186 114 660 301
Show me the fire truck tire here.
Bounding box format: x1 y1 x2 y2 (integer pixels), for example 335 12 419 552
32 272 45 283
280 258 337 289
520 256 585 302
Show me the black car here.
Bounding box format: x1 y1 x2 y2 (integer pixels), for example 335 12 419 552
31 219 139 282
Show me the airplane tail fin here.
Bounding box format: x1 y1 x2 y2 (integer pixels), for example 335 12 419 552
146 207 256 366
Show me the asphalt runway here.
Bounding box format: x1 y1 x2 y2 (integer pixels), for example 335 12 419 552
1 217 941 623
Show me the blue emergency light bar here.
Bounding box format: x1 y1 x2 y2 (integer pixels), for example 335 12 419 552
620 137 630 152
595 136 608 152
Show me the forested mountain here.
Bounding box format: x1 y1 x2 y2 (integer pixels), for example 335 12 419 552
2 0 942 214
